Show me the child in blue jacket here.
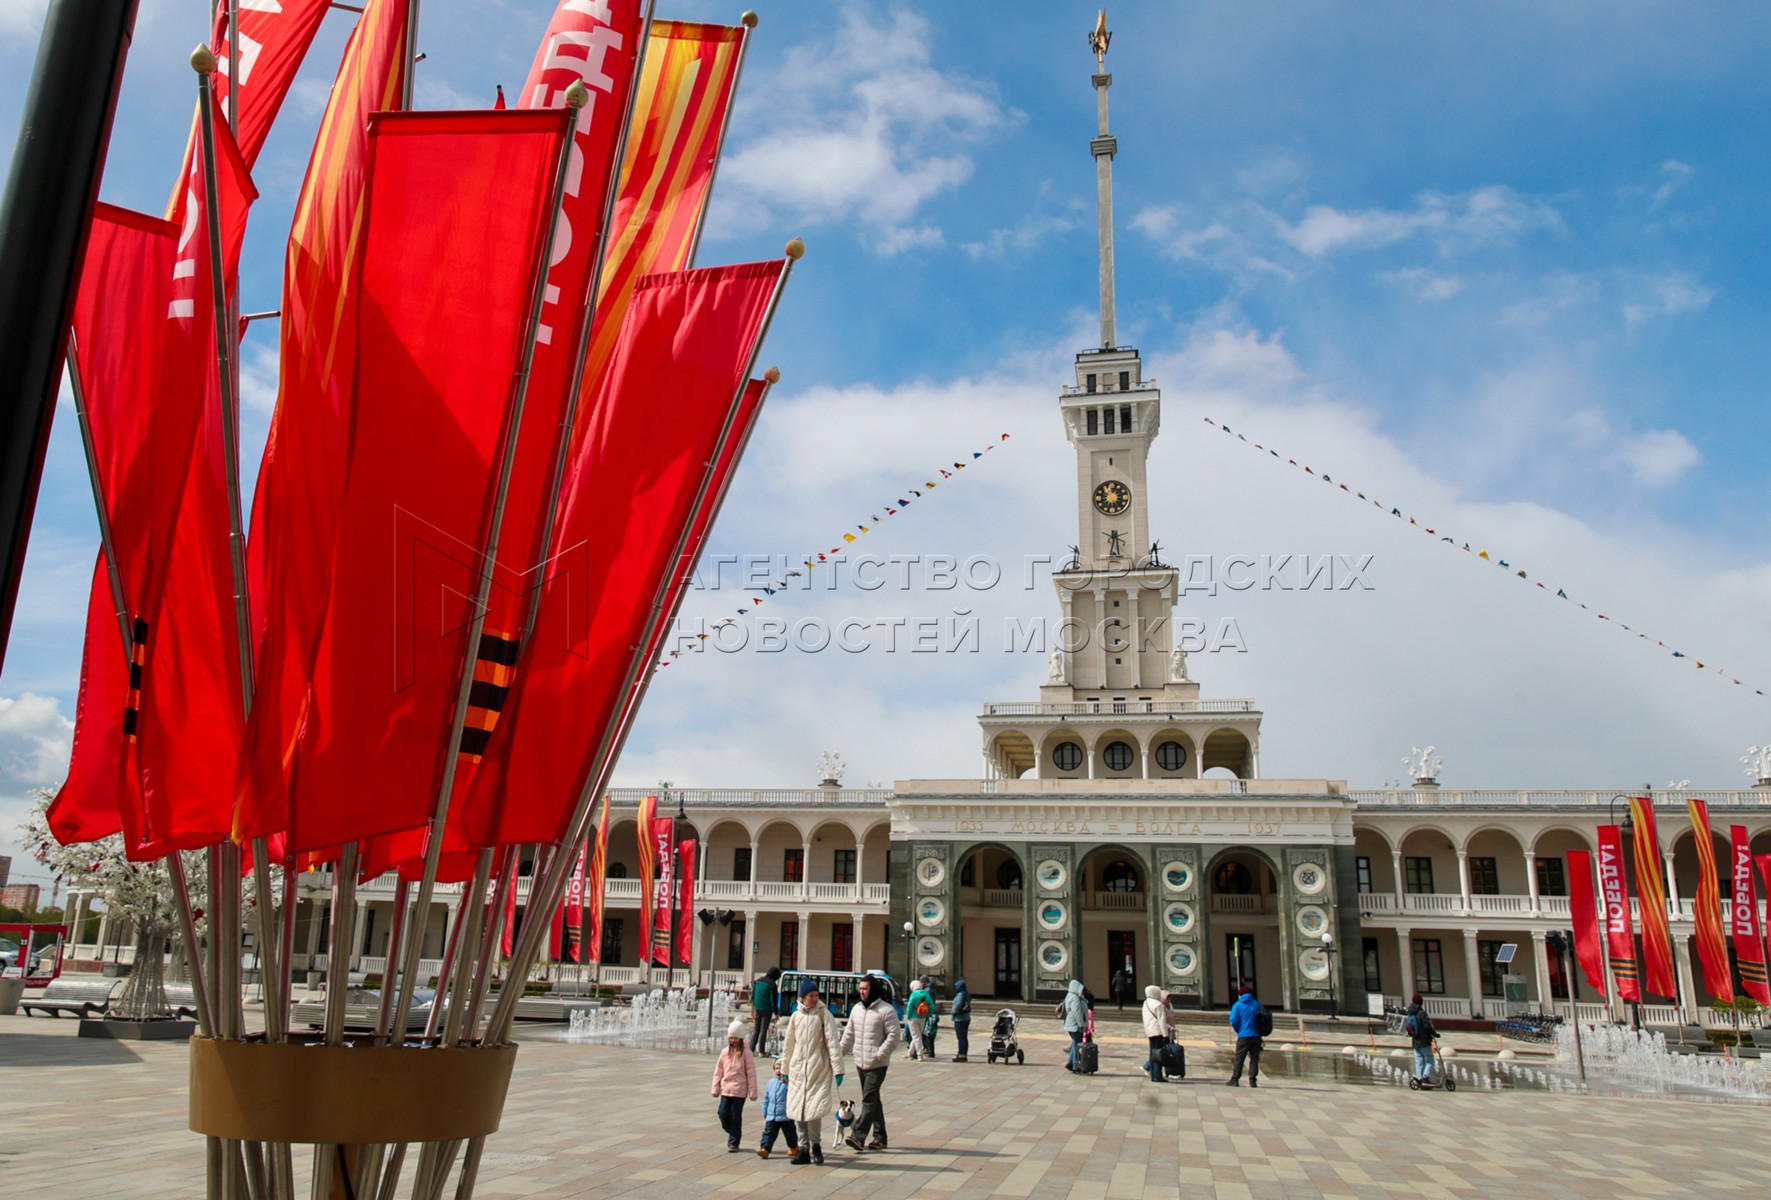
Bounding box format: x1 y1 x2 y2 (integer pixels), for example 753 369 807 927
755 1059 799 1159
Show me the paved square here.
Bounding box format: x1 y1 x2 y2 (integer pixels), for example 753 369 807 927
2 1016 1765 1197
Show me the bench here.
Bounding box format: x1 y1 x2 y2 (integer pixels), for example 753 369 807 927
162 983 200 1021
20 978 118 1019
1646 1023 1712 1054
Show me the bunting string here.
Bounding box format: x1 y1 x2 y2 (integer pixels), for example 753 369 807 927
656 433 1014 670
1200 415 1766 700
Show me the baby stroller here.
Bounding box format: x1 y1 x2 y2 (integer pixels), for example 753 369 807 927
985 1008 1025 1064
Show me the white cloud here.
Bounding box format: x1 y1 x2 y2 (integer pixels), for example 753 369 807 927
1616 427 1702 487
873 223 944 257
0 692 73 872
1381 267 1465 302
1648 160 1695 212
1275 186 1562 257
714 9 1010 252
0 1 46 42
960 211 1080 260
1623 269 1713 333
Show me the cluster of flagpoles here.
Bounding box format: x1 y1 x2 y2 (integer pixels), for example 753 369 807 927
1200 415 1767 700
1565 796 1771 1027
41 1 795 1197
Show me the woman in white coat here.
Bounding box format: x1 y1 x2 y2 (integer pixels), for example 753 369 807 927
780 978 844 1164
1140 985 1175 1083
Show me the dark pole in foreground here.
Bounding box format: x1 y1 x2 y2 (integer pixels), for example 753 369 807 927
0 0 140 670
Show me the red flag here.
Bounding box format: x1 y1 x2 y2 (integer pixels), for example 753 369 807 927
461 262 786 848
635 794 657 960
647 817 676 966
501 854 518 959
49 562 132 846
1566 849 1607 998
585 796 610 963
1597 825 1640 1003
676 839 696 964
1629 797 1677 1000
237 0 413 845
1688 801 1732 1003
554 842 588 964
456 0 646 765
264 110 570 853
1729 828 1769 1004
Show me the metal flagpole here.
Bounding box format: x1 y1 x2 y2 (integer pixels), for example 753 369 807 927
484 246 799 1049
683 10 756 268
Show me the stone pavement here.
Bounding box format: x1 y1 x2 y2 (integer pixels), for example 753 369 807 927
1 1015 1765 1198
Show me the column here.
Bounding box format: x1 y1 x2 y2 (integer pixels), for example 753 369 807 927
1087 745 1096 780
799 842 813 900
741 909 757 984
855 840 867 893
1524 851 1540 917
1391 850 1405 909
1664 852 1681 915
1461 930 1484 1018
852 913 866 974
1141 744 1150 778
1395 928 1414 1000
1530 930 1552 1014
1673 935 1699 1024
796 910 811 971
95 911 111 961
748 840 760 900
1456 850 1473 916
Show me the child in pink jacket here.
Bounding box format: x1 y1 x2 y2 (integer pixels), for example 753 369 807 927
711 1019 759 1151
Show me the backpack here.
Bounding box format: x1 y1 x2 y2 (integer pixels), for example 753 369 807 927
914 998 931 1017
1255 1005 1274 1038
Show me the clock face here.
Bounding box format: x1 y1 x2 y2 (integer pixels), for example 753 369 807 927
1093 480 1131 516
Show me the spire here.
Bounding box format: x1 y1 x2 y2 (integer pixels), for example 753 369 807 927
1089 10 1117 349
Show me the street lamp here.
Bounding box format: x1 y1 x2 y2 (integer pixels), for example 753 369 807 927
1320 931 1339 1018
901 920 915 986
696 908 735 1037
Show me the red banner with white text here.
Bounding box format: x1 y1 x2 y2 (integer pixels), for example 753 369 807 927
1729 827 1769 1004
1597 825 1640 1003
270 110 570 853
1688 801 1733 1003
554 842 588 964
635 794 657 960
1567 849 1607 998
461 262 784 848
676 839 696 963
647 816 675 966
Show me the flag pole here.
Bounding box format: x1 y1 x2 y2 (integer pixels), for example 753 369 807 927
484 244 799 1049
684 10 757 268
386 93 589 1051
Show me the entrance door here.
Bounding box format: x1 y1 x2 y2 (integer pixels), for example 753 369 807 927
1107 931 1136 993
994 929 1022 997
1226 933 1256 1000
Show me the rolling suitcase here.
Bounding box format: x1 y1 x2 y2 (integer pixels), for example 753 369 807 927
1157 1040 1185 1078
1077 1038 1099 1075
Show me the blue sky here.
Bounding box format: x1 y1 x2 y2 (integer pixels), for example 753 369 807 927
2 1 1769 879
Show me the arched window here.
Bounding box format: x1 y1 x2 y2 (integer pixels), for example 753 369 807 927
1102 860 1138 892
960 856 975 887
1053 742 1083 771
1213 860 1253 895
1155 740 1187 771
1102 741 1134 772
608 862 628 879
996 860 1024 890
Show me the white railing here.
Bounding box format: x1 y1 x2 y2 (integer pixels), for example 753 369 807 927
808 882 855 901
1472 895 1532 915
757 882 803 900
606 879 642 900
1551 1001 1611 1024
863 884 891 903
1538 897 1571 918
1423 997 1471 1017
1357 893 1396 912
1402 894 1464 914
1350 789 1771 809
603 787 893 807
981 699 1258 717
700 880 751 901
1640 1004 1684 1025
1209 894 1274 914
982 888 1024 908
1086 891 1147 911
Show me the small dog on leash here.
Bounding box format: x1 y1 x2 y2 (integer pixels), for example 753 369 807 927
834 1100 856 1137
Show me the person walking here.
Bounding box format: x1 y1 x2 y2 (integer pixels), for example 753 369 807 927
710 1019 758 1151
755 1058 798 1159
750 966 781 1053
905 979 934 1061
1226 985 1263 1087
1060 979 1088 1071
781 979 843 1165
839 974 898 1152
1112 967 1131 1011
950 978 973 1062
1140 985 1174 1083
1404 993 1439 1084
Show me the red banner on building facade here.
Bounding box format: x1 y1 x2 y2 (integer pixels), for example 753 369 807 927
585 796 611 963
635 794 657 958
1629 797 1677 1000
647 817 676 966
1597 825 1641 1003
676 839 696 964
1688 801 1733 1003
1566 849 1607 997
1729 827 1769 1004
554 842 588 963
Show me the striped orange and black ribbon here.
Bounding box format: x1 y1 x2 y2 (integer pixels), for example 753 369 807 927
458 629 519 760
1742 959 1769 987
1608 956 1639 984
122 618 148 740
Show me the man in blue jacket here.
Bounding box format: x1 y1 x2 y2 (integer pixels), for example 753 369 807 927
1226 986 1263 1087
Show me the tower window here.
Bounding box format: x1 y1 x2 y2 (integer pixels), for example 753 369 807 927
1086 409 1098 436
1119 371 1130 390
1120 405 1133 432
1053 742 1083 771
1103 408 1115 435
1102 740 1134 771
1155 740 1187 771
1086 373 1097 393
